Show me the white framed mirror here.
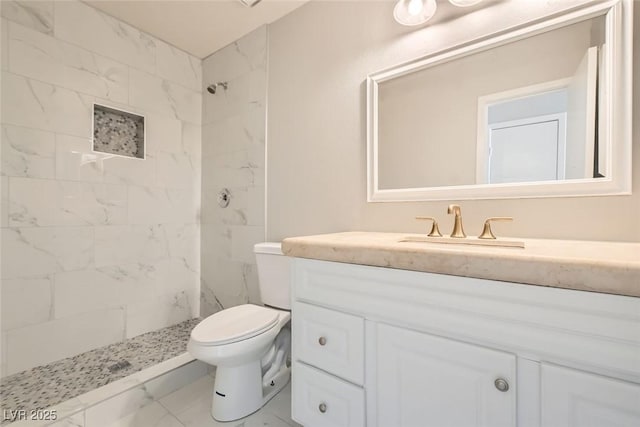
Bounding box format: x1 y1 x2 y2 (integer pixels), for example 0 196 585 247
367 0 632 202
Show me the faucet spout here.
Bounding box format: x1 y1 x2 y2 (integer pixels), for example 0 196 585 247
447 204 466 238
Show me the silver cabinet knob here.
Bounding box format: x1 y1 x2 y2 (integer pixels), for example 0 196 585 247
494 378 509 392
319 402 327 413
318 336 327 346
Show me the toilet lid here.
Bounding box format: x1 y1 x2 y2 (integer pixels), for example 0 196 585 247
191 304 280 346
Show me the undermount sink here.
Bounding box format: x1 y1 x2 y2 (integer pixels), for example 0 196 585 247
399 235 525 248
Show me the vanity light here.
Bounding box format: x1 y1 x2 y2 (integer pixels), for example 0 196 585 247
393 0 437 26
448 0 483 6
238 0 262 7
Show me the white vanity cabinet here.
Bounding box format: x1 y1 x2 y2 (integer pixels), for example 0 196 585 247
290 258 640 427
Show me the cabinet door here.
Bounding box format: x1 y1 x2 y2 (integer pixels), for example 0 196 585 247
541 363 640 427
374 323 516 427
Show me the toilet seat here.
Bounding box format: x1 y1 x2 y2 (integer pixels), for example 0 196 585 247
191 304 280 346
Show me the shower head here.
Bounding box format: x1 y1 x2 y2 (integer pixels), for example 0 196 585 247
207 82 228 94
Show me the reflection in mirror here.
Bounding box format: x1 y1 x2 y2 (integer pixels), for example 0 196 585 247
369 0 632 202
377 15 605 190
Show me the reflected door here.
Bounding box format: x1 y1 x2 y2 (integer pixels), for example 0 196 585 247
488 116 564 184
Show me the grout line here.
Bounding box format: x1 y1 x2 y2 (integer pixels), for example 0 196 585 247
49 273 55 321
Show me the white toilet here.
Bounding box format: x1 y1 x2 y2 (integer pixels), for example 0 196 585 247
187 242 292 422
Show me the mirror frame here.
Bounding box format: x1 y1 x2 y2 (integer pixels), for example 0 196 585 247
367 0 632 202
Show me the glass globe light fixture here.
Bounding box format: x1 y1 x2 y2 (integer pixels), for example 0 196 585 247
393 0 438 26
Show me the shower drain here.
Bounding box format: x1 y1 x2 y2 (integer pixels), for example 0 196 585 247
108 360 132 372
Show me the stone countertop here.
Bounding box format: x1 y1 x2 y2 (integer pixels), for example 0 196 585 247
281 232 640 298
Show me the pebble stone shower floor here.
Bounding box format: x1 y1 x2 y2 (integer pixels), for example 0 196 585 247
0 318 201 423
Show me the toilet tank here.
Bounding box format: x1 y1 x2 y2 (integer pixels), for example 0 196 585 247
254 242 291 310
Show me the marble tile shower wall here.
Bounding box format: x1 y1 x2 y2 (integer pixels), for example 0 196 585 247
0 1 202 377
200 27 267 316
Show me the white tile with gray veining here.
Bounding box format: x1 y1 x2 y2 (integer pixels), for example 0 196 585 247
48 413 85 427
1 125 56 179
181 122 201 158
95 224 199 274
55 134 107 183
9 177 127 227
210 147 265 170
206 162 263 188
94 225 169 268
1 72 93 137
1 276 52 330
1 18 9 70
8 22 129 103
0 333 6 378
4 308 125 376
231 226 265 264
156 40 202 92
1 226 93 279
163 224 200 273
53 264 158 319
201 256 254 312
200 26 267 317
201 106 265 156
202 25 267 88
159 375 298 427
104 402 183 427
85 384 155 427
129 69 202 125
246 186 265 226
1 177 8 227
125 291 197 339
201 187 248 226
156 152 198 190
127 186 197 225
201 68 266 125
1 0 202 381
53 1 156 74
102 153 157 187
1 1 53 35
153 259 200 300
144 113 182 155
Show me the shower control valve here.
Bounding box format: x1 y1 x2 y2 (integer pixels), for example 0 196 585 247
217 188 231 208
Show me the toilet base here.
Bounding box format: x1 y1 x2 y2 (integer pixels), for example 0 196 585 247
211 362 291 422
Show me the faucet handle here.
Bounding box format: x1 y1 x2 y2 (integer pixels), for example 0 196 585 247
415 216 443 237
478 217 513 240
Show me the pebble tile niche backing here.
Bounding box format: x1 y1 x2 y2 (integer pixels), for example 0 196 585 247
93 104 145 158
0 318 201 423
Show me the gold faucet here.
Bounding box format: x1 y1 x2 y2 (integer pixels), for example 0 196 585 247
447 204 466 238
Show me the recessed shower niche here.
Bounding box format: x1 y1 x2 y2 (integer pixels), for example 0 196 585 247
92 104 145 159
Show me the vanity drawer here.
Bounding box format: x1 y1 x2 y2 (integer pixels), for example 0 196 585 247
293 302 364 385
292 361 365 427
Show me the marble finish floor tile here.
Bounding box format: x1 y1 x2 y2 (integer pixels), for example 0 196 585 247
0 318 201 422
158 376 300 427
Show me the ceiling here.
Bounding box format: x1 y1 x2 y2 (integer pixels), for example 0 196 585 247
85 0 309 58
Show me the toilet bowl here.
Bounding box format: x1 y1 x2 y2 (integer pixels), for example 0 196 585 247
188 243 291 422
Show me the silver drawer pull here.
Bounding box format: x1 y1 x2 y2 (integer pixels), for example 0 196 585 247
319 402 327 413
494 378 509 392
318 336 327 346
